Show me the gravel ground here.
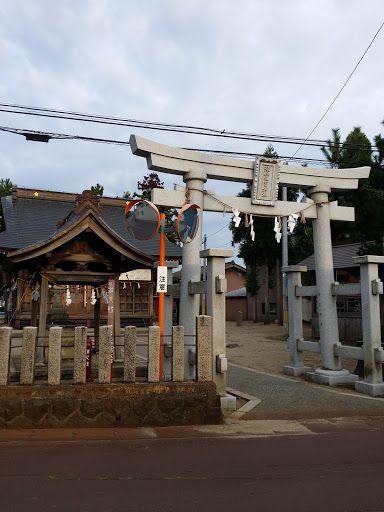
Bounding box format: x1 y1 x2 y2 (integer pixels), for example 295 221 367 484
225 321 358 376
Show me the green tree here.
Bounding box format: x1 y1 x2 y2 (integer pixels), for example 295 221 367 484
320 128 342 168
0 178 13 232
0 178 13 197
320 126 384 244
91 183 104 196
123 190 133 200
129 172 179 245
0 179 14 318
230 146 281 324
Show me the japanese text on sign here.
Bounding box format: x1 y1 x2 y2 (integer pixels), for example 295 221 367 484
156 266 167 293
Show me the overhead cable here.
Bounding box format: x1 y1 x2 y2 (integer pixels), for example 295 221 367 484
0 102 380 152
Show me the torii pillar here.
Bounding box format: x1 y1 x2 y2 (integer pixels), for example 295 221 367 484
130 134 370 386
179 169 206 378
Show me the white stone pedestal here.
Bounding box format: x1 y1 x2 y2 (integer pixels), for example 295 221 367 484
307 368 358 386
283 365 311 376
355 381 384 397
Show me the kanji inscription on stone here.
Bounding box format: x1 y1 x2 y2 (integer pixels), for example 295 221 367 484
251 158 280 206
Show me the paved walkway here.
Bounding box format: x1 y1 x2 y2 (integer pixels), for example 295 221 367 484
2 323 384 441
227 362 384 420
1 361 384 442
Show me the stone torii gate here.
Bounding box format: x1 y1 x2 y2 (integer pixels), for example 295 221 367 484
130 134 370 386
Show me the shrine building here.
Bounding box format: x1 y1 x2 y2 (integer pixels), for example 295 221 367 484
0 187 182 332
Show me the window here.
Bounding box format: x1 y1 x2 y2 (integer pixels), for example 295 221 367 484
262 303 277 315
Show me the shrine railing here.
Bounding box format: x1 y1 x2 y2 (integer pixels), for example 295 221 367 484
0 316 212 386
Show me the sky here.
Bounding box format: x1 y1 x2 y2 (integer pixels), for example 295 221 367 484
0 0 383 266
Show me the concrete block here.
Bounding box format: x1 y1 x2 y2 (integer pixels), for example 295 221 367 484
98 326 113 384
124 326 136 383
73 327 87 384
48 326 62 385
307 369 359 386
215 275 227 294
20 327 37 385
355 381 384 397
188 280 207 295
283 365 311 376
216 354 228 373
196 316 212 381
148 326 160 382
220 394 237 411
172 326 184 382
0 327 12 386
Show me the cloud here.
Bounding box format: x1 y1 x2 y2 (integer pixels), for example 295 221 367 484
0 0 383 262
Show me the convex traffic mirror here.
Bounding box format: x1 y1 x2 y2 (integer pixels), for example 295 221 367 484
124 200 200 243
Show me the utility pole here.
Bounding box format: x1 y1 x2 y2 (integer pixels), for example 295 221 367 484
282 187 289 335
201 234 207 314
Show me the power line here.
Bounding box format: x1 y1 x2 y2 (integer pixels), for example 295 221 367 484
0 102 381 152
290 20 384 160
204 222 231 240
0 124 379 167
0 124 336 166
0 125 130 146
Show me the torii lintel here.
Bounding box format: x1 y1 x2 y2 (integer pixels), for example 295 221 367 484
130 134 370 192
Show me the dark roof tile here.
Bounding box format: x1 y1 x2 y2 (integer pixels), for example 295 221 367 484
0 194 182 259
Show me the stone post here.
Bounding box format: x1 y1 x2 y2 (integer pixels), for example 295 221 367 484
99 325 113 384
0 327 12 386
179 170 207 379
48 326 62 385
201 248 232 395
282 266 311 376
114 279 123 361
73 326 87 384
148 326 160 383
172 325 184 381
196 315 212 381
123 325 136 383
36 276 48 364
308 188 358 386
154 260 179 380
20 326 37 385
354 256 384 396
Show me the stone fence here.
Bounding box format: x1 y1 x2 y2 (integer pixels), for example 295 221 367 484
0 317 213 386
0 316 223 428
283 257 384 396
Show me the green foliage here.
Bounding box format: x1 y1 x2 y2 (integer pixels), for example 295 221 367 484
131 172 179 245
321 125 384 244
245 264 260 297
263 144 279 158
229 145 284 324
0 178 13 232
91 183 104 196
0 178 13 197
123 190 133 199
321 128 342 168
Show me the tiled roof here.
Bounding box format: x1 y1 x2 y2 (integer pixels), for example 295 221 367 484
0 191 182 259
298 242 364 270
226 287 247 297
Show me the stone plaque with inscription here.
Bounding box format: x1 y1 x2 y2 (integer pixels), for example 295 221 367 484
251 158 280 206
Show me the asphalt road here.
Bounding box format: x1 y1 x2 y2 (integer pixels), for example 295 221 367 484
227 362 384 420
2 430 384 511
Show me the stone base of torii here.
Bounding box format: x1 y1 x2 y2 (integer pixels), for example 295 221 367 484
130 134 371 394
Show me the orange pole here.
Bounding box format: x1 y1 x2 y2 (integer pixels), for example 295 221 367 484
159 213 166 381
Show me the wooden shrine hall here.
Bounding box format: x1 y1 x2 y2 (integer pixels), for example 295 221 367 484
0 187 182 338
